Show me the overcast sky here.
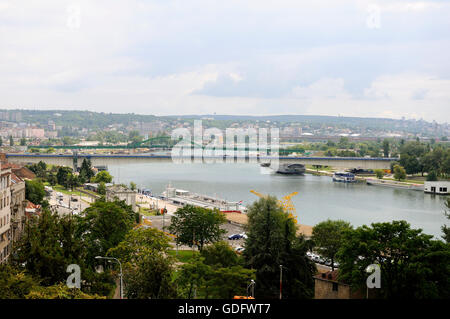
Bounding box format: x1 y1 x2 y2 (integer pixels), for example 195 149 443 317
0 1 449 122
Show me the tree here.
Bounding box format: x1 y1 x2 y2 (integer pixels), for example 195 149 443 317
76 200 135 266
382 139 390 157
393 164 406 181
123 252 177 299
130 182 136 191
20 138 26 146
0 136 2 146
97 182 106 195
79 159 94 181
168 205 226 251
108 228 172 264
312 220 352 271
375 169 384 179
94 171 113 183
176 256 212 299
108 228 176 299
426 170 438 181
9 135 14 146
200 241 239 268
25 179 46 205
442 199 450 243
56 166 72 187
14 210 85 286
243 197 315 299
128 130 143 145
26 283 105 299
0 264 37 299
338 220 450 299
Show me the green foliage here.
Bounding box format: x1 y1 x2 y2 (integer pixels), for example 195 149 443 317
108 227 176 299
337 220 450 298
25 179 46 205
375 169 384 179
108 228 172 264
9 135 13 146
393 164 406 181
382 139 390 157
79 159 94 181
0 264 38 299
168 205 227 251
426 170 438 181
94 170 113 183
130 181 137 191
76 200 135 267
56 166 72 187
200 241 240 268
243 197 315 299
26 283 105 299
123 252 177 299
98 182 106 195
13 210 85 286
312 219 352 270
20 138 27 146
442 199 450 243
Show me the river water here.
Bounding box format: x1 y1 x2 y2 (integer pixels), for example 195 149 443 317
108 162 449 238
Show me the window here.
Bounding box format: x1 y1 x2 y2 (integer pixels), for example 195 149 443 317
332 283 339 292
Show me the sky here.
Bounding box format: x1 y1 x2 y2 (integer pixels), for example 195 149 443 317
0 0 449 122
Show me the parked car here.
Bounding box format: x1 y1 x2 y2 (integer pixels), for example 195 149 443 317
235 247 245 253
228 234 242 240
333 262 339 269
240 233 248 239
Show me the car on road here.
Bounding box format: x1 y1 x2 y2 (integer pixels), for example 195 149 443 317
228 234 242 240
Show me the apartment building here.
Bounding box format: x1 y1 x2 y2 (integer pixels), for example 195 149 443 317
0 165 12 263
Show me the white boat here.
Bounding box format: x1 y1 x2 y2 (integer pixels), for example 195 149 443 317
332 172 356 183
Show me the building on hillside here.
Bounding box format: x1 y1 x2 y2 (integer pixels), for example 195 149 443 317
0 165 11 263
424 181 450 195
10 173 27 244
314 270 365 299
106 184 137 212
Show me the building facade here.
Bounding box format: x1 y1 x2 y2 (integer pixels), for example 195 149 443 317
0 165 12 263
106 185 137 212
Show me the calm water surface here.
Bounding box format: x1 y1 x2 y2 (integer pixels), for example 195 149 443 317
108 162 449 238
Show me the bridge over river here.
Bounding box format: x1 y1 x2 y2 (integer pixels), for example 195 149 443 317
5 153 397 170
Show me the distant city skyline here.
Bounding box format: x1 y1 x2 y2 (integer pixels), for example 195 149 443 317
1 1 449 122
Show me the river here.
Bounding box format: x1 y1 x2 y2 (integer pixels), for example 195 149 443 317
108 162 449 238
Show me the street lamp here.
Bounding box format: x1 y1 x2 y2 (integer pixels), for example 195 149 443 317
96 256 123 299
247 279 256 298
279 265 283 300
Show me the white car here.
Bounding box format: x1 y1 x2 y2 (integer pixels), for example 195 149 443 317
240 233 248 239
235 247 245 253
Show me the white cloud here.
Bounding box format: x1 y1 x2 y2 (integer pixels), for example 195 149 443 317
0 0 449 122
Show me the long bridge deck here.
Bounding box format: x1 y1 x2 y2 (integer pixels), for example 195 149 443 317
5 153 398 170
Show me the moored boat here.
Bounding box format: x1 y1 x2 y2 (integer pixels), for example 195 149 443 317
332 172 356 183
276 163 305 175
